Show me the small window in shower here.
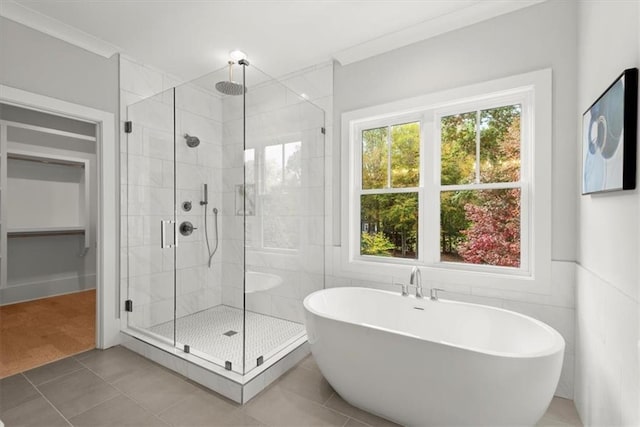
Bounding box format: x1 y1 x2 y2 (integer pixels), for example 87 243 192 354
256 141 302 251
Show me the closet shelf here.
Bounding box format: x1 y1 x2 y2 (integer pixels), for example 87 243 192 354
8 226 85 238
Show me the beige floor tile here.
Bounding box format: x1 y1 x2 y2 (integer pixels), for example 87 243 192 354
0 374 39 412
37 368 120 418
69 394 167 427
23 357 84 385
78 346 156 384
157 388 242 426
277 364 334 405
324 393 399 427
112 364 199 414
222 409 265 426
344 418 370 427
246 385 348 426
537 413 576 426
0 395 69 427
298 355 322 373
73 349 100 361
545 397 582 425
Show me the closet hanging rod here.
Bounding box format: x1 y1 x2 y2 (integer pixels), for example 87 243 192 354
8 229 85 238
7 152 85 168
1 120 96 142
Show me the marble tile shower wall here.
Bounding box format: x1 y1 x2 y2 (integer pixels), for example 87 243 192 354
119 55 223 329
219 63 332 324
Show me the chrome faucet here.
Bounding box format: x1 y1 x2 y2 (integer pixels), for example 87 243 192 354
410 266 423 298
430 288 444 300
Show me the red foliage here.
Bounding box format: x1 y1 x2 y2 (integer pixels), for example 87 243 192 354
457 189 521 267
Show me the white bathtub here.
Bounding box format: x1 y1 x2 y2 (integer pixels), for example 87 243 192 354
303 287 565 427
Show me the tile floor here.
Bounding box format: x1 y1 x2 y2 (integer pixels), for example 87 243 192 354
0 346 583 427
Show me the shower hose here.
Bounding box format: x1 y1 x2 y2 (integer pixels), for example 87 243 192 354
204 207 219 268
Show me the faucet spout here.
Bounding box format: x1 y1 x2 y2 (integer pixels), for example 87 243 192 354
409 266 423 298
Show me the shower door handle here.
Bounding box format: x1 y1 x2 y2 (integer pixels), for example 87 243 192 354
161 220 177 248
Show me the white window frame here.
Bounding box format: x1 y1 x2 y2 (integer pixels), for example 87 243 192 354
340 69 552 293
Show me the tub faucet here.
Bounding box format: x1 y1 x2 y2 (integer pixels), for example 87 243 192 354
430 288 444 300
410 266 423 298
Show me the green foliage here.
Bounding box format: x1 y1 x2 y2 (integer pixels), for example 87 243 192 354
361 193 418 258
441 112 476 185
361 232 396 256
362 127 388 189
391 122 420 187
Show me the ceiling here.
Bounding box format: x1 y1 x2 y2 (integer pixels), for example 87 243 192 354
1 0 546 81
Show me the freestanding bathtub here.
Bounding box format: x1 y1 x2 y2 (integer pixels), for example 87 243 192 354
303 287 565 427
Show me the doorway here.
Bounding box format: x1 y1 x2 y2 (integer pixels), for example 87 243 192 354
0 85 119 377
0 103 98 377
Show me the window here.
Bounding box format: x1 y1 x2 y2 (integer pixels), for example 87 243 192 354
438 105 523 268
359 122 420 259
343 70 551 288
245 142 302 251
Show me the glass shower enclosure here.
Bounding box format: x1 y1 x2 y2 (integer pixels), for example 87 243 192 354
123 61 325 377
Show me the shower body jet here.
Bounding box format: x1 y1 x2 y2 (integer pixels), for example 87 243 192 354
184 134 200 147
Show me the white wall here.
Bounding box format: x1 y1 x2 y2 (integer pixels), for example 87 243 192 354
331 0 577 399
575 1 640 425
0 17 118 115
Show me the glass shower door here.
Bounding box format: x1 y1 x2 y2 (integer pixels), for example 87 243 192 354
172 69 245 373
126 89 177 346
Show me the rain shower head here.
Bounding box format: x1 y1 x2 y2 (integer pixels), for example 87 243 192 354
184 134 200 147
215 61 247 96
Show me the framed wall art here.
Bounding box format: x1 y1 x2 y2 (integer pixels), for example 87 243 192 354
582 68 638 194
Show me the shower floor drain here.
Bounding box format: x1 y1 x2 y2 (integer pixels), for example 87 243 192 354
223 330 238 337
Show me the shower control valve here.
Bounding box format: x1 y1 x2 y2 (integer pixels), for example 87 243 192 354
179 221 197 236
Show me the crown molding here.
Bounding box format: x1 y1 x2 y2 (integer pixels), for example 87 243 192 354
0 0 121 58
333 0 547 66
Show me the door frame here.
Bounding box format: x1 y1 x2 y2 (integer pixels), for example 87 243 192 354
0 84 120 349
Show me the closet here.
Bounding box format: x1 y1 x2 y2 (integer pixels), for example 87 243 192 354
0 103 97 303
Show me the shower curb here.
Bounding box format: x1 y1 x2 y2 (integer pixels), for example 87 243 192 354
120 331 309 403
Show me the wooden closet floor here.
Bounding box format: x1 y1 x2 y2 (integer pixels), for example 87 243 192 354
0 289 95 378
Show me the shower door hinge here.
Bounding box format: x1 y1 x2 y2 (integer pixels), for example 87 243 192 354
225 361 232 371
321 127 326 135
184 345 190 354
257 356 264 366
124 299 133 312
124 121 132 133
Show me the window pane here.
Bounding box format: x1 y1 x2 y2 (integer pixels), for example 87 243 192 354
440 189 520 267
391 122 420 188
262 191 300 250
284 141 302 186
362 127 388 189
440 112 477 185
360 193 418 258
244 148 255 184
480 105 521 183
264 144 283 192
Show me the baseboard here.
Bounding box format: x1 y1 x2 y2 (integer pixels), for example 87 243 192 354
0 274 96 305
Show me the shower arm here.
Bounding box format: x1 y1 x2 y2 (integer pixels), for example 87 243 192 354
228 61 234 82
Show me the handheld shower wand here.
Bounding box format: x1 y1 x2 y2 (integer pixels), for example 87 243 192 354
202 184 219 267
201 183 208 205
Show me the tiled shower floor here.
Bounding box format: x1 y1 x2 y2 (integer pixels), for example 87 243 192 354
149 305 305 372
